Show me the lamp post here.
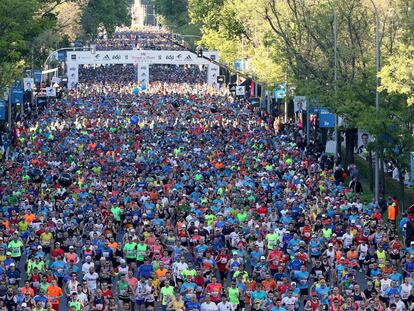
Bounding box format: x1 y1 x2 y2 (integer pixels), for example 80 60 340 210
333 6 339 158
371 0 381 203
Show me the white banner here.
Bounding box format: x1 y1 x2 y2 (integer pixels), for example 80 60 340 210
137 64 149 84
294 96 307 113
236 86 245 96
23 78 34 91
46 87 56 97
67 65 78 89
67 50 219 65
52 76 61 84
66 49 220 89
207 64 220 89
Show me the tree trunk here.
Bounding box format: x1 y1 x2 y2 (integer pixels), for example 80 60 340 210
345 128 357 165
336 129 341 162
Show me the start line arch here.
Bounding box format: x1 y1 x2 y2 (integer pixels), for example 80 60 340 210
66 50 220 89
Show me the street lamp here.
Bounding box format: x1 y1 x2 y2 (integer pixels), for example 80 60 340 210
333 6 339 159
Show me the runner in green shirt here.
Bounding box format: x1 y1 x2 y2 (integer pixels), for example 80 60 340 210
160 283 174 306
136 241 147 264
228 281 240 307
123 238 137 264
181 262 197 278
8 237 24 260
68 294 82 311
111 206 122 222
265 231 279 250
236 210 247 222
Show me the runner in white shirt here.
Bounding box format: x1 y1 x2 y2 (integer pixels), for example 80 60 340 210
217 296 232 311
379 274 392 299
172 257 188 284
282 291 298 311
201 295 219 311
341 230 354 250
83 267 99 291
400 278 412 301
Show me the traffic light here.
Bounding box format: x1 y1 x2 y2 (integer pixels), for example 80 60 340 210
197 49 203 58
196 46 203 58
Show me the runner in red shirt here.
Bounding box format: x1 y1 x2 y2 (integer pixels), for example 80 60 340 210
215 249 230 284
204 276 222 303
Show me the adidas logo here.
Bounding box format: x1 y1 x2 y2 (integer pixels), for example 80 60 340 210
184 55 192 61
103 55 110 60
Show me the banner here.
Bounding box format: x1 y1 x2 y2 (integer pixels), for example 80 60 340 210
67 50 219 65
57 51 66 61
273 82 286 99
137 64 149 84
34 70 42 83
319 111 335 128
23 78 34 91
207 65 219 88
11 86 24 104
234 59 244 71
36 96 47 107
293 96 307 113
46 87 56 97
52 77 61 84
236 86 245 96
67 65 78 90
67 49 220 88
0 100 5 121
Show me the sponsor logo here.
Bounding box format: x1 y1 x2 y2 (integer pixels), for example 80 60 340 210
103 55 110 61
176 54 182 60
158 55 162 60
125 55 129 60
184 55 192 61
95 54 101 59
112 55 121 60
140 52 146 56
166 55 174 60
141 73 146 76
140 66 147 70
210 55 217 61
71 55 76 60
69 67 76 71
211 67 218 71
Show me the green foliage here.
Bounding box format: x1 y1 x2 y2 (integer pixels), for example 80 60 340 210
0 0 58 90
81 0 131 37
379 44 414 105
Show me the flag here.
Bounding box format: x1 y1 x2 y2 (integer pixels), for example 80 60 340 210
250 80 255 97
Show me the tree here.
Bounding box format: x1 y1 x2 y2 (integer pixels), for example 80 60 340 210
80 0 131 38
379 44 414 106
0 0 58 91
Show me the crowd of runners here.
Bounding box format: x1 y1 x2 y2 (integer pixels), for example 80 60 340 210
0 27 413 311
149 65 207 84
94 27 187 51
78 64 207 85
79 65 138 84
